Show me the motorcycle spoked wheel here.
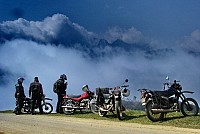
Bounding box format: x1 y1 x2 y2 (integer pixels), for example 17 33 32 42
146 100 164 122
62 100 75 115
98 110 107 117
21 101 31 114
181 98 199 116
42 102 53 114
89 99 99 114
21 107 31 114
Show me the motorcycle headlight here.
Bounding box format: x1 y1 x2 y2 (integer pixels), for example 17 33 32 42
122 89 130 97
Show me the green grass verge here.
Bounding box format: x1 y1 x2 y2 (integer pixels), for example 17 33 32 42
49 110 200 129
0 110 14 113
1 110 200 129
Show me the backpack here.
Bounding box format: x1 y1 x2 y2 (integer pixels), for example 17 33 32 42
53 81 58 93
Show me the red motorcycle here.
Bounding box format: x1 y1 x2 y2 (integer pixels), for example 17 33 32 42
61 85 95 114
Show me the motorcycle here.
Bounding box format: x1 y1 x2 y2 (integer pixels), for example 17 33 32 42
14 95 53 114
61 85 95 114
97 79 130 120
138 76 199 122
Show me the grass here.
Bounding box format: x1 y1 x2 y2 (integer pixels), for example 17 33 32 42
1 110 200 129
0 110 14 113
48 110 200 129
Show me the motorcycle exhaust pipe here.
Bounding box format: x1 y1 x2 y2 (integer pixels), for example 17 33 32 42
151 109 179 113
61 106 79 109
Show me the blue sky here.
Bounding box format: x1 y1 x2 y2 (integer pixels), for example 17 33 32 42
0 0 200 110
1 0 200 42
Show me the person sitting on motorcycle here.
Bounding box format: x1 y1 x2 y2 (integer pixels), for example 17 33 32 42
54 74 68 113
14 77 26 114
29 76 44 115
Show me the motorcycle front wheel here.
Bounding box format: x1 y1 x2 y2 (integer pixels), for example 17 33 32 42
21 101 31 114
98 110 107 117
42 102 53 114
181 98 199 116
62 100 75 115
146 100 164 122
89 99 99 114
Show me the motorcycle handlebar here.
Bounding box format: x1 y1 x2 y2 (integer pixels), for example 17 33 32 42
45 98 53 101
137 88 150 92
121 85 129 88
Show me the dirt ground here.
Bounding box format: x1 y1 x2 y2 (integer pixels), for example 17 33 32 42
0 113 200 134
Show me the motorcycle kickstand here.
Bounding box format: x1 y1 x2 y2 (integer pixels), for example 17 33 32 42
164 112 167 118
111 111 115 115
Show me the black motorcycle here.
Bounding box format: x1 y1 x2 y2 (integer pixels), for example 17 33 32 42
138 77 199 122
97 79 130 120
14 95 53 114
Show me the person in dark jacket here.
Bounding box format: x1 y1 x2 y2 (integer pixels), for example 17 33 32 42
54 74 67 113
14 77 26 114
29 77 44 115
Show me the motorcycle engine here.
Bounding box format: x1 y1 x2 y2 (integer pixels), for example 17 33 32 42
169 97 177 107
80 99 89 107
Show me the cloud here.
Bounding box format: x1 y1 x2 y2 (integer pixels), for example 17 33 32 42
179 29 200 53
103 27 143 44
0 39 137 110
1 39 200 110
0 14 200 111
0 14 96 46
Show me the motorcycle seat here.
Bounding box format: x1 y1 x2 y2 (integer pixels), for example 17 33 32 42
25 97 31 101
103 94 110 99
154 90 175 97
68 94 81 98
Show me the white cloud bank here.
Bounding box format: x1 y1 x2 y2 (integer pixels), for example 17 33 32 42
180 29 200 53
0 39 200 110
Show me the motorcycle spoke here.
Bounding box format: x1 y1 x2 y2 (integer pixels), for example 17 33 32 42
181 99 198 116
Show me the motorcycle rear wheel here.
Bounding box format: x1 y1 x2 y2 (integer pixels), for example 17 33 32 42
42 102 53 114
146 100 164 122
181 98 199 116
62 100 75 115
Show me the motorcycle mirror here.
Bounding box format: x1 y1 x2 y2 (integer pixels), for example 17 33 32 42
125 79 128 83
165 76 169 80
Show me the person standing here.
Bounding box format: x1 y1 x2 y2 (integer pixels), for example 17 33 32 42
53 74 67 113
29 77 44 115
14 77 26 114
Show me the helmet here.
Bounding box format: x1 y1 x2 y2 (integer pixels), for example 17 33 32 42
34 76 39 82
17 77 24 83
60 74 67 80
82 85 89 92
